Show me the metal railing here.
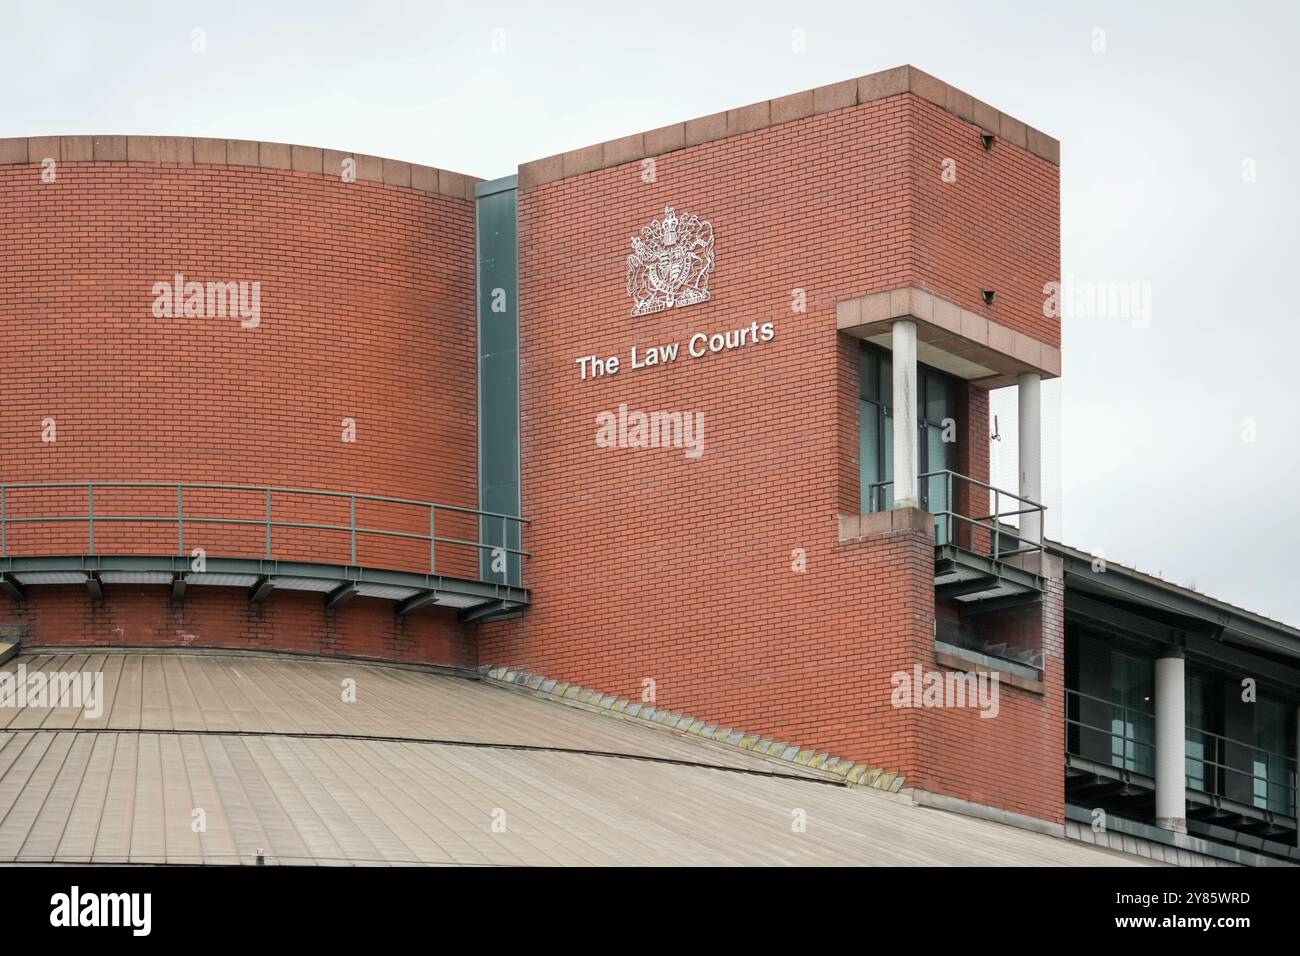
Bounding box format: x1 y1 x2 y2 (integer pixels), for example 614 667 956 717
0 481 529 583
865 469 1045 561
1065 687 1157 774
1186 724 1298 816
1065 688 1297 816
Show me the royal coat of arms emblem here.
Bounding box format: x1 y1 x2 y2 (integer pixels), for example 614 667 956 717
626 206 715 317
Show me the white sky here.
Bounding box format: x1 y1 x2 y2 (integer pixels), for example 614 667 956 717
4 0 1298 624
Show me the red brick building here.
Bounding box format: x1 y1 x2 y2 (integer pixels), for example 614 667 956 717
2 65 1296 864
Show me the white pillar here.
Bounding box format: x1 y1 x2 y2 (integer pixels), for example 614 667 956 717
1017 372 1042 545
1155 652 1187 834
891 319 918 509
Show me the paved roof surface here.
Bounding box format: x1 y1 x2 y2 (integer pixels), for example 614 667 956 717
0 650 1148 866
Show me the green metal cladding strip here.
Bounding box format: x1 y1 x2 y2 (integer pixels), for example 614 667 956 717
475 177 522 587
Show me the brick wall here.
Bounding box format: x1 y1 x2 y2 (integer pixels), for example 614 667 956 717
0 586 475 668
909 98 1061 346
0 85 1067 821
481 91 1065 821
919 575 1067 822
0 156 479 579
0 150 480 664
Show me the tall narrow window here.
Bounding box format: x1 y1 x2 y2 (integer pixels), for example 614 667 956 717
859 343 958 545
1252 699 1296 815
1185 673 1213 794
858 345 892 512
919 367 957 544
1109 651 1155 775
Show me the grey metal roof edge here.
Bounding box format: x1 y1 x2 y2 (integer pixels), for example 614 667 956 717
1064 804 1297 868
1048 541 1300 660
910 787 1065 838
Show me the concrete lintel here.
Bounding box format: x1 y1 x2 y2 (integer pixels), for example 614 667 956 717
837 286 1060 385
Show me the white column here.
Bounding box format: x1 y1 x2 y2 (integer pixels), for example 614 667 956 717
1155 652 1187 834
1017 372 1042 545
891 319 918 509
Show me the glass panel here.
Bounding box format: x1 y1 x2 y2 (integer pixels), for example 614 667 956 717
925 370 954 424
859 347 878 402
859 400 881 512
882 411 894 510
1185 676 1209 793
1253 700 1293 814
1110 652 1154 775
924 426 949 545
858 343 961 521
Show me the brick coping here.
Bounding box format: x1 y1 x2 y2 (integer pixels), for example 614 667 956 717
0 66 1058 201
0 135 480 201
518 64 1059 189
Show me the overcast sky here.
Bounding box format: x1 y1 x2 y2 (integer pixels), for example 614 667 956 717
4 1 1298 624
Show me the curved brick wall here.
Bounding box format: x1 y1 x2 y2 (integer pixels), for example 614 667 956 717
0 137 482 663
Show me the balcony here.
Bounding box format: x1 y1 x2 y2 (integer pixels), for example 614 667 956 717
865 469 1047 612
1065 688 1298 854
0 481 530 622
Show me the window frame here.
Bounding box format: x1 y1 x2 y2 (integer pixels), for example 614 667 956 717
858 342 959 514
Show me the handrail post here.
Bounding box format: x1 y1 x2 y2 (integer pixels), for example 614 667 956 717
88 483 95 555
265 489 272 559
349 496 357 565
946 470 953 548
177 486 184 555
1 485 6 558
992 487 999 560
1118 702 1128 770
434 509 444 574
